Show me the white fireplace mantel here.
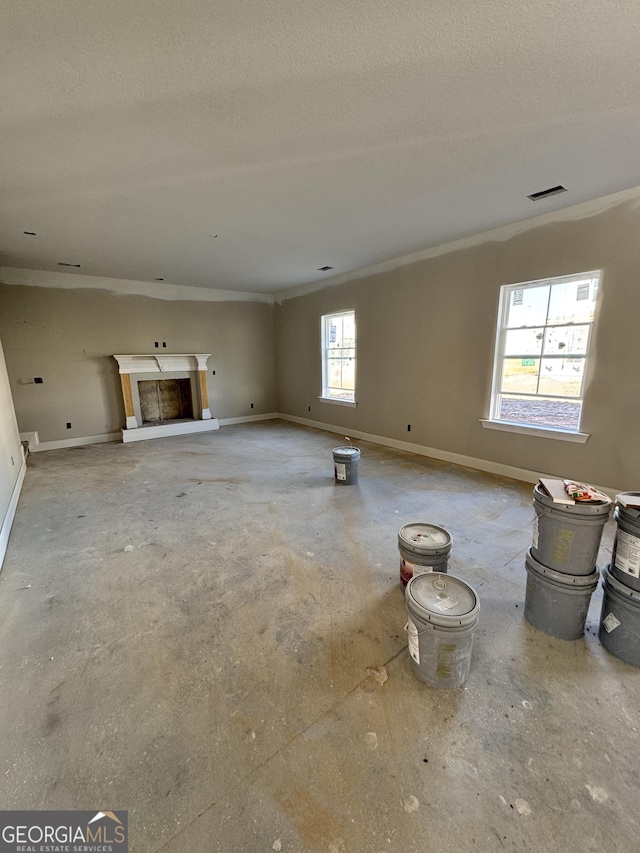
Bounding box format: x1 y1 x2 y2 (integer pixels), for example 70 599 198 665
113 353 211 374
113 353 219 442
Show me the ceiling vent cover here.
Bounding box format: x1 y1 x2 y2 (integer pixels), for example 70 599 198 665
527 185 567 201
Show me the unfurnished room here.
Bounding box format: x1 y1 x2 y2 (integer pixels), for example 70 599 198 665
1 2 640 852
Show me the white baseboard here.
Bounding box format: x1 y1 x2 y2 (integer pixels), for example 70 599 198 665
0 453 27 571
32 432 121 451
218 412 279 426
276 413 619 498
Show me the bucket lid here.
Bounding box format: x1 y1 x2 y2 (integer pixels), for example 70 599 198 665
406 572 477 620
525 549 599 587
615 492 640 521
533 484 611 516
398 523 452 554
602 564 640 602
333 446 360 457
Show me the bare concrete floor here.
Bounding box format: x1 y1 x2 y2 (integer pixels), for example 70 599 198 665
1 421 638 853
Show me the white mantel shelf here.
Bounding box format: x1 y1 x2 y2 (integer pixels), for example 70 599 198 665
113 354 211 374
113 353 219 441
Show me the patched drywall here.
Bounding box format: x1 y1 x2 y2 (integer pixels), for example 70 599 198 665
275 197 640 490
0 285 276 442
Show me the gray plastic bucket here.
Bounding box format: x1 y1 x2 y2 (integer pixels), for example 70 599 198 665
599 565 640 667
532 484 611 574
611 495 640 592
405 572 479 688
333 445 360 485
398 523 452 587
524 548 598 641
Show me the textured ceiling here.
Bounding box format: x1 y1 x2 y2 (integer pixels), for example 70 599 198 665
2 0 640 295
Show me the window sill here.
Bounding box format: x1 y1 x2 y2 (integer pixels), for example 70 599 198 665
479 419 589 443
318 396 357 408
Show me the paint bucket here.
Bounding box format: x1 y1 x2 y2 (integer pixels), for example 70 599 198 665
333 444 361 485
398 523 452 587
610 495 640 592
524 548 598 641
599 565 640 667
405 572 479 688
532 484 611 574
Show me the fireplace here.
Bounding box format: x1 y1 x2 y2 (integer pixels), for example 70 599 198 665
139 378 193 423
113 354 220 443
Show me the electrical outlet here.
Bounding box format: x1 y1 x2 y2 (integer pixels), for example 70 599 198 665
212 370 215 375
154 341 159 348
407 424 411 432
250 403 254 409
308 406 311 412
66 422 72 429
162 342 167 347
34 377 43 384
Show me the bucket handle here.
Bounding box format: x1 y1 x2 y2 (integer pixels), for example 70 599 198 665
344 436 353 449
404 620 433 638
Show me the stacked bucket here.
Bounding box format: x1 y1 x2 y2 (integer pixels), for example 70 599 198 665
398 522 452 587
599 493 640 667
399 521 482 689
524 484 611 641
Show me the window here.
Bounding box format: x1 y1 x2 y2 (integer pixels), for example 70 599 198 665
489 270 601 433
321 310 356 403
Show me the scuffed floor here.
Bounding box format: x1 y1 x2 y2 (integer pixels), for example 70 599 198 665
0 421 637 852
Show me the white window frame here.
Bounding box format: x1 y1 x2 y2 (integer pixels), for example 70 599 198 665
481 270 601 442
319 310 357 407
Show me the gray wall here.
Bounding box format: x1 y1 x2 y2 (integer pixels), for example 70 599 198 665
0 284 276 443
0 334 23 550
275 197 640 490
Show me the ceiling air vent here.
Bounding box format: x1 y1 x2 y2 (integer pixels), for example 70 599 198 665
58 262 81 268
318 266 334 272
527 185 567 201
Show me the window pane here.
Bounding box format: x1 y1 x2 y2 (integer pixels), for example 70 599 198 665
537 358 584 397
328 358 343 387
543 324 589 355
504 328 544 356
500 358 540 394
505 284 549 328
497 395 582 430
327 316 343 348
548 277 597 324
342 313 356 344
341 358 355 390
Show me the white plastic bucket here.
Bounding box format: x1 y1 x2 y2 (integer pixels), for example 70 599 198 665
524 548 598 641
611 496 640 592
532 484 610 574
398 523 452 587
405 572 479 688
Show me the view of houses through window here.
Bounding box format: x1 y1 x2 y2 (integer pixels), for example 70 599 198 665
490 271 600 431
